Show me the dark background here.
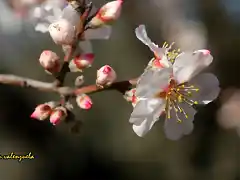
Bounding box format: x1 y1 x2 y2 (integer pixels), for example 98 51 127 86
0 0 239 180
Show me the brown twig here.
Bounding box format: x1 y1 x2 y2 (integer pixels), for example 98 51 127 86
0 74 138 96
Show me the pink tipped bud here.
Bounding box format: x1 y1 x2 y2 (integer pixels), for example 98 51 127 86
76 94 93 110
49 107 67 125
39 50 60 74
30 104 52 120
69 53 94 72
88 0 123 28
96 65 117 87
48 19 76 45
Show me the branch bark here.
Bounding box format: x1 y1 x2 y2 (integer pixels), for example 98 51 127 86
0 74 138 96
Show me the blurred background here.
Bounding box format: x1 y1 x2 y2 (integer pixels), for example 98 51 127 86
0 0 240 179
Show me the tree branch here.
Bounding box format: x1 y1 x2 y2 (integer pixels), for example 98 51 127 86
0 74 138 97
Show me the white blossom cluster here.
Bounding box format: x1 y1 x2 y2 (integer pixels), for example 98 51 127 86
7 0 234 141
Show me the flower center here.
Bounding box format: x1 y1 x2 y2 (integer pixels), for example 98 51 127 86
156 79 199 123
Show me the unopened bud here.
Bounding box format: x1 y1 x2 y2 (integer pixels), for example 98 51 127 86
30 103 52 120
69 53 94 72
88 0 123 28
75 75 84 87
76 94 93 110
96 65 117 87
48 19 76 45
49 106 67 125
39 50 60 74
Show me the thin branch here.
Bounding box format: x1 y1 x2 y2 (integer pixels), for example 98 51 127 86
0 74 138 96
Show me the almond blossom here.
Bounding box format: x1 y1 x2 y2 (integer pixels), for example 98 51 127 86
129 25 220 140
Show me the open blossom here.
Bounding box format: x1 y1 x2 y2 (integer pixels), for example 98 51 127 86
88 0 123 28
76 94 93 110
48 18 76 45
96 65 117 87
69 53 94 72
39 50 60 74
129 25 220 140
50 106 67 125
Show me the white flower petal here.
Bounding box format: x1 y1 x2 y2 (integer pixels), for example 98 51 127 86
164 103 196 140
173 50 213 83
135 24 164 58
61 4 80 26
84 25 112 40
136 68 171 98
130 98 165 120
33 7 43 18
130 99 165 137
44 4 53 11
44 15 57 23
190 73 220 104
35 23 50 33
132 116 158 137
53 7 62 19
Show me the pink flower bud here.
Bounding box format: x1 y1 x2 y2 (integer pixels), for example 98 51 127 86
39 50 60 74
96 65 117 87
88 0 123 28
49 107 67 125
76 94 93 110
69 53 94 72
30 104 52 120
48 19 76 45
